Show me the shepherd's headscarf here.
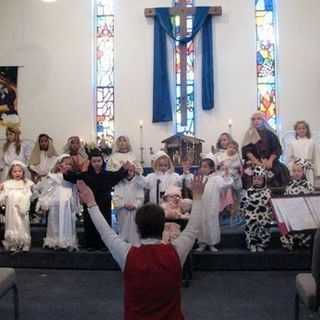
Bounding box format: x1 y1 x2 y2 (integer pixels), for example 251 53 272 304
242 112 276 147
29 134 58 166
112 135 133 153
63 136 88 159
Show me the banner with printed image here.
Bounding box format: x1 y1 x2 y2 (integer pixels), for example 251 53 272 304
0 66 20 127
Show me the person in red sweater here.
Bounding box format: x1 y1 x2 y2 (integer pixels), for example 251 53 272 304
76 175 206 320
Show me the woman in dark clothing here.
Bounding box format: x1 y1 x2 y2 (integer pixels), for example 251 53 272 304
64 150 130 249
242 112 290 190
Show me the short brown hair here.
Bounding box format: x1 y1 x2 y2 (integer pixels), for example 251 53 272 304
135 203 165 239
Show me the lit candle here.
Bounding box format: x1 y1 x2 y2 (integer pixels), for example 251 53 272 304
139 120 143 128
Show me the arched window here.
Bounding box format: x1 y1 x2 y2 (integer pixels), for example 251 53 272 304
255 0 278 129
96 0 115 144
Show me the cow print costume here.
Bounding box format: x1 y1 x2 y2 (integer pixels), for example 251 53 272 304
280 177 314 251
240 166 272 252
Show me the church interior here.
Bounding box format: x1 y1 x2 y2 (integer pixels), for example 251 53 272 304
0 0 319 319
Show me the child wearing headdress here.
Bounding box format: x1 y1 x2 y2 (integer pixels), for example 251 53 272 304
107 135 142 173
33 154 79 250
178 156 194 199
0 161 33 252
280 158 314 251
196 153 233 252
144 151 180 204
240 166 273 252
113 164 144 246
29 133 58 182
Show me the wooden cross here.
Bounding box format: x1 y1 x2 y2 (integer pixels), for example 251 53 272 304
145 1 222 127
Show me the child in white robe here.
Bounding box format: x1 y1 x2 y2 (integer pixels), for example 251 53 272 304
0 161 33 252
196 154 233 252
29 133 58 182
34 154 79 250
286 120 320 187
113 165 144 245
144 151 180 204
107 135 142 173
0 127 31 181
178 157 193 199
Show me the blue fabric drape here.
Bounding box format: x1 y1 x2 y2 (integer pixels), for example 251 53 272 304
153 7 215 123
153 9 172 122
202 14 214 110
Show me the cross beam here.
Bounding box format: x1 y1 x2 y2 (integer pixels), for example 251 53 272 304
145 3 221 128
144 6 222 17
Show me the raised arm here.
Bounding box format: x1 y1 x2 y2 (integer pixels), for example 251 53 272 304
172 175 206 266
77 180 131 271
63 170 82 184
104 162 130 188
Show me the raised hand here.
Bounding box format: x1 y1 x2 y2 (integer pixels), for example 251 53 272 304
122 161 132 171
77 180 96 207
191 174 207 200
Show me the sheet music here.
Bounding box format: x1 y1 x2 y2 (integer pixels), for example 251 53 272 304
271 199 285 224
305 197 320 226
271 197 317 231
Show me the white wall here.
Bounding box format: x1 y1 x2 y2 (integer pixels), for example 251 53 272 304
0 0 319 164
0 0 95 153
277 0 320 134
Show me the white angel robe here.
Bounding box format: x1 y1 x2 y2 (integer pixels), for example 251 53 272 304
113 175 144 245
0 179 34 251
106 151 142 172
287 138 320 186
198 173 233 246
0 143 32 181
144 171 180 204
29 151 57 176
178 172 194 190
34 173 79 250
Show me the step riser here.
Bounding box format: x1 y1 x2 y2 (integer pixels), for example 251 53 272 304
0 250 311 271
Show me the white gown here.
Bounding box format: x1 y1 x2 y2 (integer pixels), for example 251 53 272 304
34 173 79 249
0 143 31 181
287 138 320 185
106 151 142 172
113 175 144 245
29 151 57 176
198 173 233 246
0 179 34 251
144 171 180 204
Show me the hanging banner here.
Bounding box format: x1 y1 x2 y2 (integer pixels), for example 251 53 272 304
0 66 20 127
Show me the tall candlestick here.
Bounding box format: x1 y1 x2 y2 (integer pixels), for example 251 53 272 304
228 119 233 136
139 120 144 167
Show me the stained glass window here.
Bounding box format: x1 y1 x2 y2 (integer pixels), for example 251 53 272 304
96 0 114 144
255 0 277 130
174 0 195 135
